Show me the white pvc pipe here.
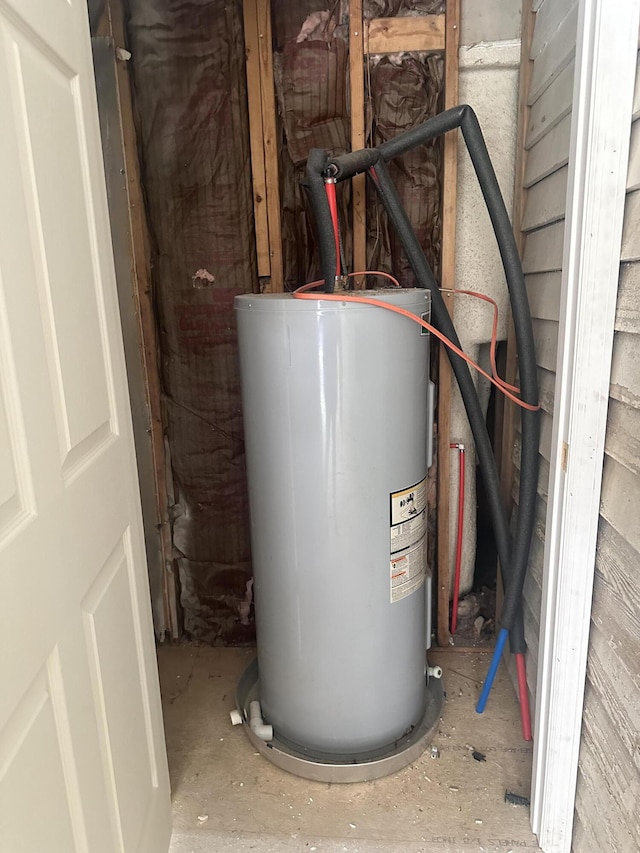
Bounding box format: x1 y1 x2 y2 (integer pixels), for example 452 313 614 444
249 700 273 741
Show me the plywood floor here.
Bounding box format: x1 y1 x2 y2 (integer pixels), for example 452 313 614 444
161 646 539 853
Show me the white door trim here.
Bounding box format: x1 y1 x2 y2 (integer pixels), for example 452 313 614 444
530 1 639 851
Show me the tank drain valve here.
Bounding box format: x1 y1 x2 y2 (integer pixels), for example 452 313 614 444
249 700 273 741
428 665 443 679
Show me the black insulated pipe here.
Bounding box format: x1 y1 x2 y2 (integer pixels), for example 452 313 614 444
327 147 381 182
369 159 525 654
378 105 540 645
305 106 539 650
304 148 338 293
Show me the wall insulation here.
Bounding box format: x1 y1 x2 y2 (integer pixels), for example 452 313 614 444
127 0 257 643
126 0 445 643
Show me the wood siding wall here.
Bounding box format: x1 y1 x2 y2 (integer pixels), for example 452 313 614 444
571 47 640 853
512 0 577 703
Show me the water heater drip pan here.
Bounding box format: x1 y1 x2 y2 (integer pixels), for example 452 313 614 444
234 658 444 783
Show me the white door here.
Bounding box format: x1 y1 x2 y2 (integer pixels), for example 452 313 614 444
0 2 171 852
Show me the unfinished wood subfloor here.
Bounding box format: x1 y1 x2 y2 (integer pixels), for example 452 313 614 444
161 646 539 853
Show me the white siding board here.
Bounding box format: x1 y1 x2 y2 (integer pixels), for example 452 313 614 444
530 0 577 61
515 407 554 462
600 456 640 554
633 51 640 121
537 366 556 414
522 166 568 232
528 524 545 585
531 317 559 371
575 722 639 853
573 773 613 853
534 492 547 543
593 523 640 695
626 119 640 192
526 60 575 147
615 261 640 331
524 112 572 188
523 558 543 629
610 330 640 406
522 220 565 273
604 398 640 477
526 271 562 321
582 683 640 820
620 188 640 261
528 3 578 104
513 438 550 500
538 407 553 461
584 629 640 785
523 598 540 686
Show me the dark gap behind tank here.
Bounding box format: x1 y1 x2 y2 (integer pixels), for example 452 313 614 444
126 0 445 644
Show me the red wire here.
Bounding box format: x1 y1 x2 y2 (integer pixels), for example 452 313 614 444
450 444 465 635
324 181 341 276
452 289 519 393
294 271 401 294
515 652 533 741
293 291 540 412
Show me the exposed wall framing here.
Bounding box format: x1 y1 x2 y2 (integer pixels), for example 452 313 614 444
241 1 459 645
93 0 179 639
435 0 459 647
246 0 284 291
349 0 366 286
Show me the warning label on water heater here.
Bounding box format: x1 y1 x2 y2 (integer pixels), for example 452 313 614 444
389 477 427 603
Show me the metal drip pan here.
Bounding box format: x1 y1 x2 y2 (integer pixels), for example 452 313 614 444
234 658 444 783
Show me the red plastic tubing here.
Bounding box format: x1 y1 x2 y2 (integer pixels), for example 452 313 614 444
324 180 341 276
515 652 533 741
449 443 465 635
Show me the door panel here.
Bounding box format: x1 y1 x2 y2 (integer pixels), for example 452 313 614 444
0 1 171 851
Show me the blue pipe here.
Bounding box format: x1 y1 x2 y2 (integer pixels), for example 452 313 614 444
476 628 509 713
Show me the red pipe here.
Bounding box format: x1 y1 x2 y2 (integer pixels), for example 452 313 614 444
515 652 532 741
450 443 465 635
324 179 341 276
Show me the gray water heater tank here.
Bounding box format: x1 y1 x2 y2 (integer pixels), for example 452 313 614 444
235 288 432 758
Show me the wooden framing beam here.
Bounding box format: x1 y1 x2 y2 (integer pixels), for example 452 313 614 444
349 0 367 287
255 0 283 291
366 15 445 55
243 0 271 278
106 0 179 638
436 0 460 648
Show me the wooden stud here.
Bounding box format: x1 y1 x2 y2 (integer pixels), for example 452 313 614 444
92 1 112 37
366 15 445 55
243 0 271 278
349 0 367 288
436 0 460 648
256 0 283 292
107 0 180 638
